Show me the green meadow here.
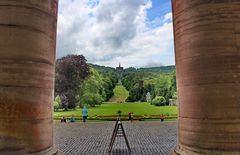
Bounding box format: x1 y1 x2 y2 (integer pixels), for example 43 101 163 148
54 102 177 121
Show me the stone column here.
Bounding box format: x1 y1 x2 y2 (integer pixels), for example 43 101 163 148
172 1 240 154
0 0 58 154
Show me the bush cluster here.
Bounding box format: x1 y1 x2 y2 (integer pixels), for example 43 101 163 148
152 96 166 106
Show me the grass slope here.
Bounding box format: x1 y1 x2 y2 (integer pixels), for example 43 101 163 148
109 85 129 103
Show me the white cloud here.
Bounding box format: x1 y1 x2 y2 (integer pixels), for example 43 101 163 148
163 12 172 23
57 0 174 68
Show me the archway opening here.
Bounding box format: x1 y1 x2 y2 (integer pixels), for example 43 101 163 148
1 0 239 155
54 0 178 154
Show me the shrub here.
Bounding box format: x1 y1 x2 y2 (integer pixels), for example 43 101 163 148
53 95 61 112
152 96 166 106
60 94 69 110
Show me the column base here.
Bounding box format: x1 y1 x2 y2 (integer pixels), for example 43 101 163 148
172 145 240 155
172 145 189 155
28 147 62 155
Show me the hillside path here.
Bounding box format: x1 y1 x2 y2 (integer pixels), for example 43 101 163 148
109 85 129 103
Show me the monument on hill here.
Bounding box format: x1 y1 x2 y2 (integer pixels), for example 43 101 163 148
116 63 124 84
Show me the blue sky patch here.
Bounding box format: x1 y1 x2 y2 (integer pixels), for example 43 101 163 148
147 0 172 21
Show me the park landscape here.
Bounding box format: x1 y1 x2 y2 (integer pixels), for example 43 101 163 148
53 55 179 155
1 0 239 155
53 55 178 122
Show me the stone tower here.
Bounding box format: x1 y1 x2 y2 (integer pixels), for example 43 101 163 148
116 63 124 83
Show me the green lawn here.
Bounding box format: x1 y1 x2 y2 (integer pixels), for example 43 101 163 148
54 102 177 118
109 85 129 103
54 85 178 121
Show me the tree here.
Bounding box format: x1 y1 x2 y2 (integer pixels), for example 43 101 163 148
126 85 144 102
79 68 105 107
122 73 141 91
81 93 103 107
169 71 177 99
60 94 69 110
65 90 76 110
154 74 171 104
53 95 61 111
77 68 118 107
102 77 114 101
55 55 90 109
152 96 166 106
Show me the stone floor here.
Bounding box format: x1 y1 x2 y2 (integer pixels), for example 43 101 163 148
54 121 178 155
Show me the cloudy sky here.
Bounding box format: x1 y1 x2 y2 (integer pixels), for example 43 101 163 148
57 0 174 68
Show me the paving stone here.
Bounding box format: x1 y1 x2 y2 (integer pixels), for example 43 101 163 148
54 121 177 155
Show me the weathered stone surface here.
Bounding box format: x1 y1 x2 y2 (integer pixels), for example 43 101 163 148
172 1 240 154
0 0 58 154
54 121 177 155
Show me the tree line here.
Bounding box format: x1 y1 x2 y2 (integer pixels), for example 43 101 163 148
122 70 177 106
53 54 177 110
54 55 118 111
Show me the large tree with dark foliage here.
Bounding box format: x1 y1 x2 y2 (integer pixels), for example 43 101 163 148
55 55 90 109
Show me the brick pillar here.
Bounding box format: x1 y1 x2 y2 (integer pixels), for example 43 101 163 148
0 1 58 154
172 1 240 154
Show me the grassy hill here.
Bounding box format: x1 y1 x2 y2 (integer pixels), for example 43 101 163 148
108 85 129 103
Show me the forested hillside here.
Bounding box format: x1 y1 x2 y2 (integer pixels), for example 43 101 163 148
89 64 177 105
54 54 176 110
89 64 175 74
122 67 177 105
89 64 115 73
124 66 175 73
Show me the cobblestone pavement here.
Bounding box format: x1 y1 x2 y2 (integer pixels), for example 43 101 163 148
54 121 178 155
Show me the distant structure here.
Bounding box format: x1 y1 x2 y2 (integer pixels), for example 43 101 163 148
146 92 151 103
169 99 178 106
116 63 124 83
